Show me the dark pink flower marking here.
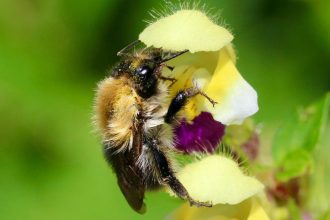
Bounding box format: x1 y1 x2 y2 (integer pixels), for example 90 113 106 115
174 112 225 153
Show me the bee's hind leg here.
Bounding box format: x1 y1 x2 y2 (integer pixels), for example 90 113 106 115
148 139 212 208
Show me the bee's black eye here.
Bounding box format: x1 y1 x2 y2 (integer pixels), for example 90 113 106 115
139 66 150 75
136 64 154 79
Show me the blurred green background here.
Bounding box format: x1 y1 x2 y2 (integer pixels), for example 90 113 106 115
0 0 329 219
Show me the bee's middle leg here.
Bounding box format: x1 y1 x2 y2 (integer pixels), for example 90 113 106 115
164 86 217 124
148 139 212 207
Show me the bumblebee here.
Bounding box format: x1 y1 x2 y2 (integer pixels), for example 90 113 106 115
94 40 216 213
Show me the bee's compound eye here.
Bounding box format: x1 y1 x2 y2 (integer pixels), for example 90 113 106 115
136 65 153 78
140 67 150 75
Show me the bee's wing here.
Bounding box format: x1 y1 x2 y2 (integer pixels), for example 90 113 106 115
116 164 146 214
104 132 146 214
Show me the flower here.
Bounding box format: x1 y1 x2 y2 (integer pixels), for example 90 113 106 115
169 198 269 220
167 155 268 220
167 155 264 205
139 8 265 218
139 9 258 126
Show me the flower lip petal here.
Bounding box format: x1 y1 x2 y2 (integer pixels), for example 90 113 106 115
169 155 264 205
169 198 270 220
139 10 233 53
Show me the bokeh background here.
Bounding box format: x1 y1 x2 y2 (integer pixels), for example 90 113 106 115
0 0 329 219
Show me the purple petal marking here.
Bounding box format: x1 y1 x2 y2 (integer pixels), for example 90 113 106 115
242 133 260 160
174 112 225 153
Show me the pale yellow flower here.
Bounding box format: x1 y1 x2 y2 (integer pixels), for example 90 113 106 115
139 8 267 219
168 197 269 220
139 9 258 125
165 155 269 220
169 155 264 205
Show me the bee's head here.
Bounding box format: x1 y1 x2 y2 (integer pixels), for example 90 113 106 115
127 51 161 98
114 40 188 98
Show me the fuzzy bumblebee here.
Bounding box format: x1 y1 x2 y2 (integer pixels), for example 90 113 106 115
94 40 216 214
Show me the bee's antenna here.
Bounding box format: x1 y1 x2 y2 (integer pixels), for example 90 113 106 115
117 40 141 56
160 50 189 63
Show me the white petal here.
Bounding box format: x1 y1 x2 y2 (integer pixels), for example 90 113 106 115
202 47 259 125
215 74 258 124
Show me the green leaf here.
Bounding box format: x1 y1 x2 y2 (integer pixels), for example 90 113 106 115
275 149 312 182
272 93 330 180
318 209 330 220
288 199 302 220
306 124 330 216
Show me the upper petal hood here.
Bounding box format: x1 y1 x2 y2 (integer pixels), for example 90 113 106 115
139 10 233 53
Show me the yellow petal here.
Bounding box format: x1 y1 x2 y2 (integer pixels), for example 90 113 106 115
168 198 269 220
139 10 233 53
247 199 270 220
165 65 196 96
163 65 213 120
169 155 264 205
202 47 258 124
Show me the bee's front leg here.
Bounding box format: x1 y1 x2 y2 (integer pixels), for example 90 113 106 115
159 76 177 87
148 139 212 208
